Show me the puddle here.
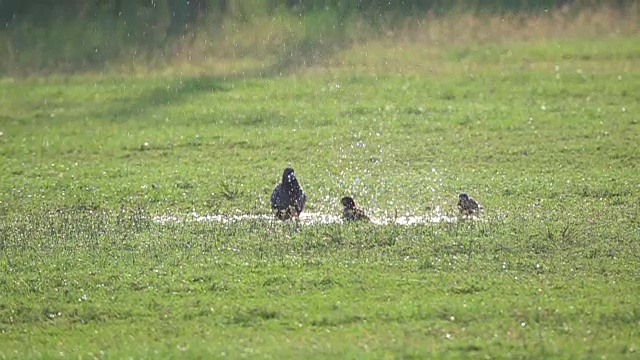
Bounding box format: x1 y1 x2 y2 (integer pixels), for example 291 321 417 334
152 210 466 225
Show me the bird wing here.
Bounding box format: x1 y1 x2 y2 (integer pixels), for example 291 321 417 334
470 198 481 211
296 189 307 212
271 183 287 210
343 207 350 220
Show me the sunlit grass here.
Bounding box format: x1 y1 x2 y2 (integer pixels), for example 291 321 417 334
1 7 640 359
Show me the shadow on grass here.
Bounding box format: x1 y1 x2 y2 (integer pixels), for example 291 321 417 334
91 38 345 123
81 8 352 122
93 75 231 122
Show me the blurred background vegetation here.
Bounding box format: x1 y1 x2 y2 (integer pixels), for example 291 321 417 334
0 0 637 76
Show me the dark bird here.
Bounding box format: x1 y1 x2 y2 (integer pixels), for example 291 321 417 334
457 193 482 216
341 196 370 222
271 167 307 221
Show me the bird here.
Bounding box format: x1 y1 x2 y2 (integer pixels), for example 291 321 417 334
457 193 482 216
270 167 307 221
341 196 370 222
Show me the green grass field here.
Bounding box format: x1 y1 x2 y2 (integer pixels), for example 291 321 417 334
1 10 640 359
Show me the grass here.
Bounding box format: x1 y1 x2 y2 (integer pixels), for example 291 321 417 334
1 8 640 359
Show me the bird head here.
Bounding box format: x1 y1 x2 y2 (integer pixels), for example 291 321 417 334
459 193 469 200
282 167 296 184
341 196 356 209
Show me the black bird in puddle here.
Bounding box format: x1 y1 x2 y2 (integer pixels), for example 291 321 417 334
271 167 307 221
457 193 482 216
341 196 370 222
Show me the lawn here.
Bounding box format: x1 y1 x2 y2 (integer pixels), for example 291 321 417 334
1 10 639 359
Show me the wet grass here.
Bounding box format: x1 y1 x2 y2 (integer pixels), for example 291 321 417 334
1 27 640 358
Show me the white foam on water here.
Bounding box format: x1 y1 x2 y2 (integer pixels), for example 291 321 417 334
152 210 466 225
389 214 459 225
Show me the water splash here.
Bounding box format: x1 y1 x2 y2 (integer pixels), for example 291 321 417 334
152 209 465 226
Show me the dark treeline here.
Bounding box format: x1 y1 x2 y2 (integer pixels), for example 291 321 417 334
0 0 634 32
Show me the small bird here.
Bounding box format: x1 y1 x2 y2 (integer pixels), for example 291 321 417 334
457 193 482 216
341 196 370 222
271 167 307 221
